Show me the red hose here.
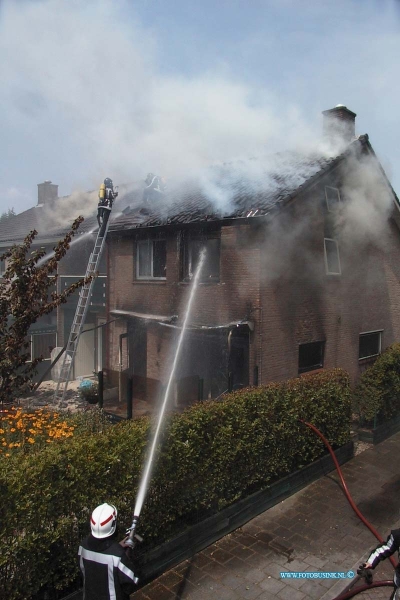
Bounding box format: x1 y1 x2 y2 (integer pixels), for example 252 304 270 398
332 580 393 600
300 420 397 571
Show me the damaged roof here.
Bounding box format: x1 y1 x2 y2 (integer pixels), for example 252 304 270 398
108 137 370 233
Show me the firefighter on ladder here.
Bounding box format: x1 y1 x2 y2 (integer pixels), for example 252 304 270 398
97 177 118 234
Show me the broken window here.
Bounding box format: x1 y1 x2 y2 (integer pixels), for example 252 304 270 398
325 186 341 212
324 238 341 275
298 341 325 374
182 235 220 281
136 239 166 279
359 331 382 360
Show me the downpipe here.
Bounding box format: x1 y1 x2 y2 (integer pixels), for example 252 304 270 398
299 420 396 599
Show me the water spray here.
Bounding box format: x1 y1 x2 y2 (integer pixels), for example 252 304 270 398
125 248 207 549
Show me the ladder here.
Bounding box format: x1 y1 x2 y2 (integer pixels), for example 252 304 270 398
53 218 110 405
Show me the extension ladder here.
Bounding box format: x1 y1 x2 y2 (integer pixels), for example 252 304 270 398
53 218 110 405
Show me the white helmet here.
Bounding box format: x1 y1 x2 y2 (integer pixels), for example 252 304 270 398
90 503 117 539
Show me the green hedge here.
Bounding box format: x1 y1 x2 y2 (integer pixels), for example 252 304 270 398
354 343 400 424
0 368 351 599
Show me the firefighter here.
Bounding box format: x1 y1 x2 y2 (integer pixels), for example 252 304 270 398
78 503 139 600
97 178 118 230
362 528 400 598
143 173 166 202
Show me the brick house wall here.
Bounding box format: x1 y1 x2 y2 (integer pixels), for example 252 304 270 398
107 160 400 401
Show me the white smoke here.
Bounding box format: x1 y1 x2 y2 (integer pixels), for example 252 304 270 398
0 0 323 217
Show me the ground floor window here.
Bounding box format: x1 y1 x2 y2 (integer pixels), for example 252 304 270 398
359 331 382 360
29 332 57 361
298 341 325 374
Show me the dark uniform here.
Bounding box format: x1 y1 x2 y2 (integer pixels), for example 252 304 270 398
78 533 138 600
366 528 400 598
97 178 118 234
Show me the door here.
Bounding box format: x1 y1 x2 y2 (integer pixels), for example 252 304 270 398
75 325 95 378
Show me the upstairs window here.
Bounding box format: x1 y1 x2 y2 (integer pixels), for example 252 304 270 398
299 341 325 374
325 186 341 212
136 239 166 280
359 331 382 360
182 235 220 282
324 238 341 275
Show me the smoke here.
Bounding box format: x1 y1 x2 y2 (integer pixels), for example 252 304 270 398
0 0 326 217
339 150 394 248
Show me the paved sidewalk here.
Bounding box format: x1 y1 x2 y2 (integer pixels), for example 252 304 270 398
132 432 400 600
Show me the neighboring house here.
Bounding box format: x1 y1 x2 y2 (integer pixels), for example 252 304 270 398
106 106 400 408
0 181 109 381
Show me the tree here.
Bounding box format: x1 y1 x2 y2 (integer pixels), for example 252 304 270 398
0 207 16 222
0 217 92 405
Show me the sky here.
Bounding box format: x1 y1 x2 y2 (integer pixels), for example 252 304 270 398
0 0 399 215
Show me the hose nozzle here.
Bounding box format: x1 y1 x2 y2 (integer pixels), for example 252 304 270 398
125 515 140 549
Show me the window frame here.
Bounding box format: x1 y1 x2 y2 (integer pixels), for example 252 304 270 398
136 238 167 281
359 330 382 361
325 186 341 212
324 237 341 275
298 341 325 374
27 332 58 362
181 233 221 283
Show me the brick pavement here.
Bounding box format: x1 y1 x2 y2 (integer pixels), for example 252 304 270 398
132 432 400 600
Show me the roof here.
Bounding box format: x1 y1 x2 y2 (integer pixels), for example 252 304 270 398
108 137 370 233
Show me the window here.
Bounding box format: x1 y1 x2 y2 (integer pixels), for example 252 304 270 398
298 341 325 374
324 238 341 275
359 331 382 360
136 239 166 280
325 186 341 212
182 236 220 281
30 333 57 361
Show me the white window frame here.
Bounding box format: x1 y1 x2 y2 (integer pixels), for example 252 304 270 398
136 239 166 280
324 238 341 275
359 330 382 360
325 186 341 212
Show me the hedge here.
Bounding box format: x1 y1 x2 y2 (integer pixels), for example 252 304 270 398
354 343 400 424
0 368 351 600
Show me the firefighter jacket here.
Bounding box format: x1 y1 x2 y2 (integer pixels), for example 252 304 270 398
367 528 400 570
78 534 138 600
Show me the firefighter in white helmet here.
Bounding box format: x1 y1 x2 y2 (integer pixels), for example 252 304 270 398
78 503 139 600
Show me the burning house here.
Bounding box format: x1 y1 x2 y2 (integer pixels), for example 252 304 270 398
106 106 400 408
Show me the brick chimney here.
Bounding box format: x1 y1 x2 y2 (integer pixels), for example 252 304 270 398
322 105 356 145
37 180 58 205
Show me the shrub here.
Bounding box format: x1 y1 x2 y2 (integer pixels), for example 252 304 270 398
354 343 400 424
78 380 99 404
0 368 351 599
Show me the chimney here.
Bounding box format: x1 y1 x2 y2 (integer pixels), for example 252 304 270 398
37 180 58 206
322 105 356 145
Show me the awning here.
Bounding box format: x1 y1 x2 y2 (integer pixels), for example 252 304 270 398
110 309 178 324
158 319 254 332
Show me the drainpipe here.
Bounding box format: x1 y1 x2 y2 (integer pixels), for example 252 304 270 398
250 306 263 385
119 332 128 404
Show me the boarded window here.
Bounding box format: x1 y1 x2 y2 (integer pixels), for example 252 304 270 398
299 341 325 374
183 236 220 281
325 186 341 212
359 331 382 360
137 240 166 279
324 238 341 275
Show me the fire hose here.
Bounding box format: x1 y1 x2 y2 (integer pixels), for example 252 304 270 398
300 420 396 599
